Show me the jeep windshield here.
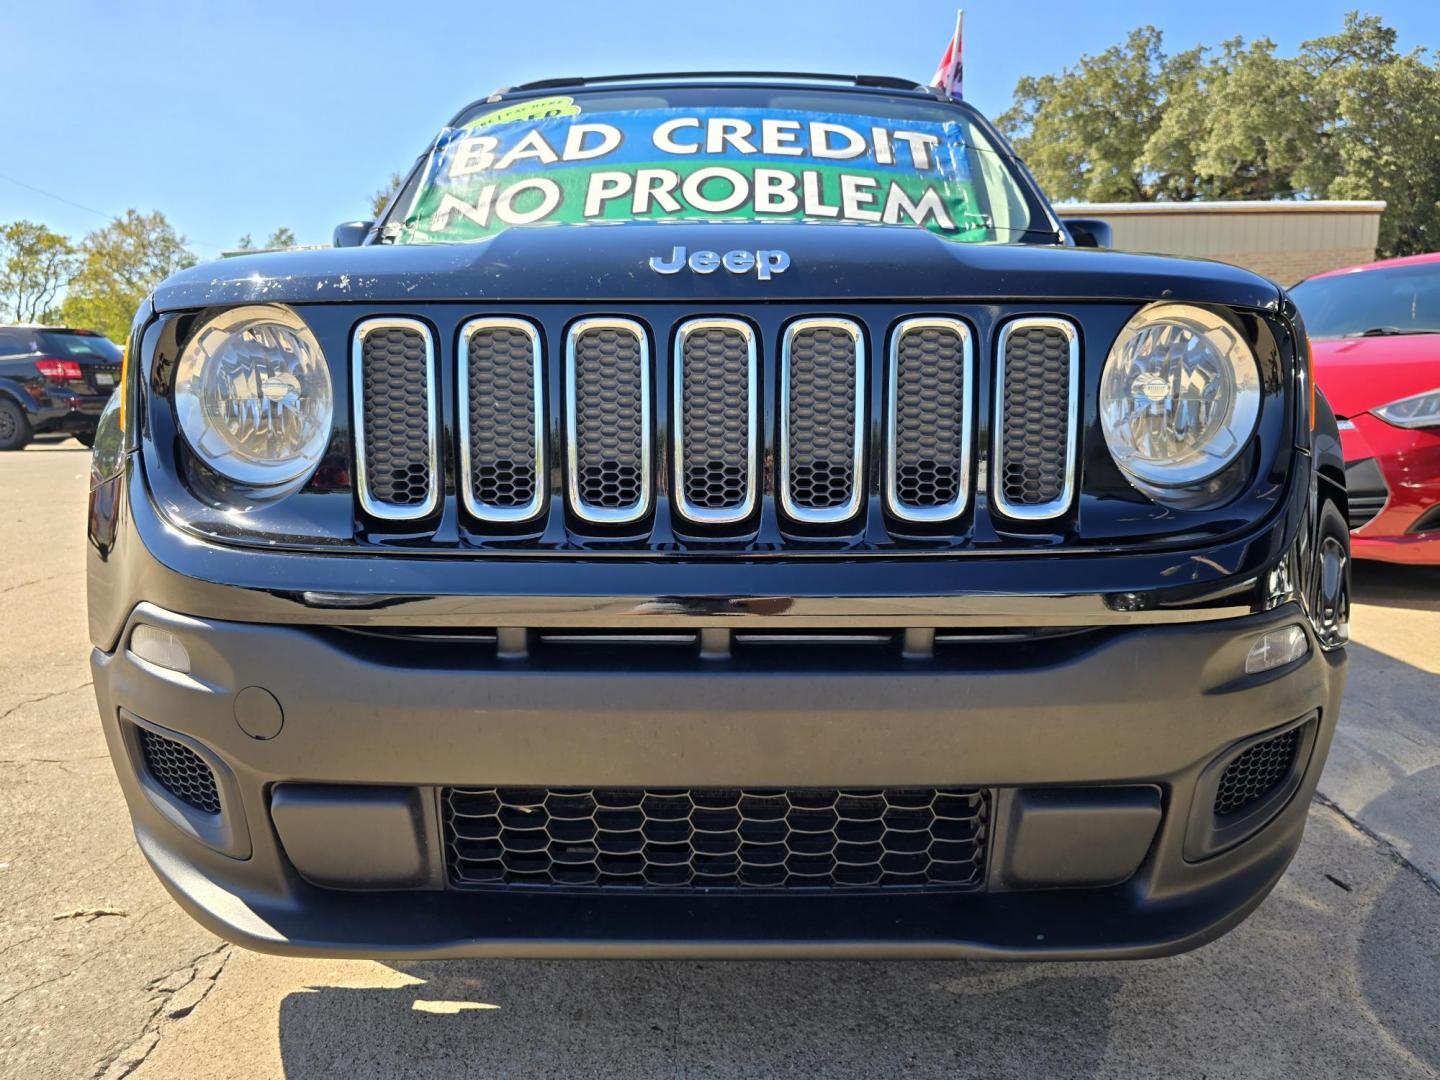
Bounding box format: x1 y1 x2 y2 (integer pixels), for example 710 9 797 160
385 87 1058 246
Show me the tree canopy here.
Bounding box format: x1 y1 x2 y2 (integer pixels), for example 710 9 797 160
0 221 76 323
998 13 1440 257
59 210 195 342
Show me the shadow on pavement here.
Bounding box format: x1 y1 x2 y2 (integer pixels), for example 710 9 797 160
275 960 1123 1077
1351 561 1440 612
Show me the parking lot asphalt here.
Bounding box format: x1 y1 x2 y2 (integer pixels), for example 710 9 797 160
2 440 1437 1079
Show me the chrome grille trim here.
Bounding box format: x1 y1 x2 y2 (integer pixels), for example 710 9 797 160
886 317 974 523
352 317 439 521
564 317 652 526
780 317 865 525
673 318 758 525
992 316 1080 522
458 317 545 523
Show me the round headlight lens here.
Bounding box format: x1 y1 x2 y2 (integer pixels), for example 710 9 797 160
1100 304 1261 488
174 305 333 486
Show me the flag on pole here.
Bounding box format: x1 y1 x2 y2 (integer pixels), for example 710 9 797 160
929 9 965 99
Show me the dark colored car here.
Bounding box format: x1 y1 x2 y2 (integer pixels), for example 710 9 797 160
1292 252 1440 564
0 325 123 449
88 72 1349 960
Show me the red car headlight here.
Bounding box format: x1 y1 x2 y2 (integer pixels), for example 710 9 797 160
1374 388 1440 430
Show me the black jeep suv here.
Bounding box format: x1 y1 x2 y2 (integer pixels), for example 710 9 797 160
88 73 1349 960
0 325 122 448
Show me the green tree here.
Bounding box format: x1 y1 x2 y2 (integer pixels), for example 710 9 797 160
60 210 195 341
0 221 77 323
266 227 296 249
1297 14 1440 256
998 12 1440 257
371 172 405 218
998 28 1174 201
236 233 255 250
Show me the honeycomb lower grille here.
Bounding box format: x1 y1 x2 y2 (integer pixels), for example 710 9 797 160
566 319 650 524
443 786 989 890
1214 728 1301 817
995 318 1077 519
355 319 437 519
139 728 220 815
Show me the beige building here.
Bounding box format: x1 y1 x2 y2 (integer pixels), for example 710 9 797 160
1054 200 1386 286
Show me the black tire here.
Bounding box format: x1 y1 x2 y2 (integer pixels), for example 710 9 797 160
1313 499 1351 648
0 398 33 451
73 428 96 448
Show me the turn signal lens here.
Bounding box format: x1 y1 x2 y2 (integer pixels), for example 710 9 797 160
1245 624 1308 675
129 625 191 673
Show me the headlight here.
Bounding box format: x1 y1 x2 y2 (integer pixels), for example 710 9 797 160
174 305 333 486
1374 388 1440 430
1100 304 1261 489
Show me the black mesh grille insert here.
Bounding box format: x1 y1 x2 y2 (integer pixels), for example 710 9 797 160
892 321 968 514
1214 728 1301 817
679 323 752 516
139 728 220 815
998 322 1074 513
465 322 539 515
444 786 988 890
359 323 433 511
785 322 860 517
570 322 646 515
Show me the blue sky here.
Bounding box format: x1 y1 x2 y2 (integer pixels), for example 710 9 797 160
3 1 1436 259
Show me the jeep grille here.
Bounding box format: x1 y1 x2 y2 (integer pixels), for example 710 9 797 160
348 309 1083 542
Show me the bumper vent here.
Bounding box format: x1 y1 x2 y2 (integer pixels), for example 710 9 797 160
1214 727 1301 817
887 318 973 522
460 318 544 522
781 319 864 523
139 728 220 815
674 319 757 524
354 318 438 520
566 318 650 524
994 318 1078 520
443 785 989 890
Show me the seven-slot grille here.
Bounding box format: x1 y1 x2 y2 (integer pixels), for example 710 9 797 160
460 318 544 522
993 318 1079 520
353 318 438 520
566 318 652 525
888 318 974 521
674 319 757 524
443 785 989 890
781 319 865 523
350 313 1081 534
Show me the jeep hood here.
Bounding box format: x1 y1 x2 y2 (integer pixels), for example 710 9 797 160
151 222 1281 311
1313 333 1440 417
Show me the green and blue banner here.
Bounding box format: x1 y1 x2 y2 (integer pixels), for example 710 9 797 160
398 105 992 244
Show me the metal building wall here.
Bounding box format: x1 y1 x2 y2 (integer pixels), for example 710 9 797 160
1055 201 1385 285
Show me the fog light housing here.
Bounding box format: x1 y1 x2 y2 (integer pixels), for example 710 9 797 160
129 625 191 673
1245 624 1308 675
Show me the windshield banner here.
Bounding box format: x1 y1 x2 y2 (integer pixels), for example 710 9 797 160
397 107 992 244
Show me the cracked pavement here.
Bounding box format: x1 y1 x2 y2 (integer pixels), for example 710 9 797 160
2 441 1438 1079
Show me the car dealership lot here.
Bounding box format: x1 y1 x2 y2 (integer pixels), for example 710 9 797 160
2 442 1437 1080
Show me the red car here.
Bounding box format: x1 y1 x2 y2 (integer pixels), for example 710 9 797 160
1292 252 1440 564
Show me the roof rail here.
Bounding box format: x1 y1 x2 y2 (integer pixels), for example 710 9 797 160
503 71 933 94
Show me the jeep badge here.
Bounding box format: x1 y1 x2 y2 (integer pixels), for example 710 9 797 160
648 246 791 281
